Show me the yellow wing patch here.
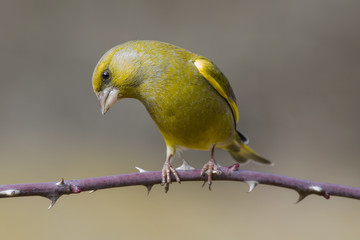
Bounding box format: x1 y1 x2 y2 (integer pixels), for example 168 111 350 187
194 57 239 123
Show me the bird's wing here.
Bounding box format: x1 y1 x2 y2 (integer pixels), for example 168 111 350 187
193 56 239 123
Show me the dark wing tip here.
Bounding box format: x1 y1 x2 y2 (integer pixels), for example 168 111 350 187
236 130 249 144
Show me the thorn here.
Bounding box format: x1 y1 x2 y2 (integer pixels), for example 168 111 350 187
135 166 147 173
48 195 60 209
176 159 195 171
145 185 153 195
309 185 322 193
56 178 65 186
245 181 258 192
89 190 96 194
295 192 309 204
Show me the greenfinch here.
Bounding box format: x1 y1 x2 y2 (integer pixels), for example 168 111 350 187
92 40 271 192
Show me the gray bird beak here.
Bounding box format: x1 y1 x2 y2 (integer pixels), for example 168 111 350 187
96 87 120 115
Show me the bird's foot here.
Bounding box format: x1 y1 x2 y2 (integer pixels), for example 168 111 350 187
201 160 222 190
161 160 181 193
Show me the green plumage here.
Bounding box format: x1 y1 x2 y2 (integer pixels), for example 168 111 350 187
92 40 271 188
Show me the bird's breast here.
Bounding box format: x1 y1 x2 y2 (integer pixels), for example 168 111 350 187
137 75 236 150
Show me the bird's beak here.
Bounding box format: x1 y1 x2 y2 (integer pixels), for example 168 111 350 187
96 87 120 115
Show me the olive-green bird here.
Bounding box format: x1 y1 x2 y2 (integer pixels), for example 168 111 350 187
92 40 271 192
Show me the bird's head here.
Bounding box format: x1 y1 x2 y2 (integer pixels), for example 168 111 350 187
92 44 141 115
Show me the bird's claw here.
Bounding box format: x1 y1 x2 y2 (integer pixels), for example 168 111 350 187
161 161 180 193
201 160 222 189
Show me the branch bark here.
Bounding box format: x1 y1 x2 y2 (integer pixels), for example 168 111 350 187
0 163 359 208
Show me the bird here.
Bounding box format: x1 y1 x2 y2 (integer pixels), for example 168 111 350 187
91 40 271 192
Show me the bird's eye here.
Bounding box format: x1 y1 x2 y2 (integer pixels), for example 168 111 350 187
101 70 111 83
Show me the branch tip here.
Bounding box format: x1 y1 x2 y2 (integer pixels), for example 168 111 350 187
0 189 20 197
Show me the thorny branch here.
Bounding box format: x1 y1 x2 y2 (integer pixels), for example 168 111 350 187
0 163 359 208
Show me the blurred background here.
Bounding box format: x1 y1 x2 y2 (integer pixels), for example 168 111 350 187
0 1 359 239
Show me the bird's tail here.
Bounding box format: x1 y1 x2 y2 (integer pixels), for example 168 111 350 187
223 131 272 165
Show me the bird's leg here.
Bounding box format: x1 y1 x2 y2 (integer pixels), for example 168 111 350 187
201 146 222 189
161 153 181 193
